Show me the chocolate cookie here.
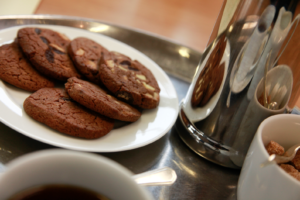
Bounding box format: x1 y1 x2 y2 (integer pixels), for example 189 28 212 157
68 37 109 84
23 88 114 139
99 51 160 109
0 40 55 92
17 27 81 81
65 77 141 122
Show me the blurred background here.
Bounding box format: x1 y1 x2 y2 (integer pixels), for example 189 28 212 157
0 0 224 52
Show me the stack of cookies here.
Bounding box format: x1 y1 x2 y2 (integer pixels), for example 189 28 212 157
0 27 160 139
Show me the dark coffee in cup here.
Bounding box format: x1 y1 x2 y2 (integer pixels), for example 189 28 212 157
8 184 110 200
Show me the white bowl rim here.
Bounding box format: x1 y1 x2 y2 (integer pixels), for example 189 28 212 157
256 114 300 186
0 149 153 200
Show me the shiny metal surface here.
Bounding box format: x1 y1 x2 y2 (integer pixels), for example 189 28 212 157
177 1 300 169
0 15 239 199
177 16 260 169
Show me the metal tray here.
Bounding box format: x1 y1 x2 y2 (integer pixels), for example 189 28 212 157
0 15 239 200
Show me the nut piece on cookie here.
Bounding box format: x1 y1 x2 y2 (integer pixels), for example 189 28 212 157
17 27 81 81
65 77 141 122
99 51 160 109
266 140 285 155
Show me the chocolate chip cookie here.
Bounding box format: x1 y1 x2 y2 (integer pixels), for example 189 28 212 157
65 77 141 122
0 40 55 92
99 51 160 109
17 27 81 81
68 37 109 84
23 88 114 139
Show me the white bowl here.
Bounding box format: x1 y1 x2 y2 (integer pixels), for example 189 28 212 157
237 114 300 200
0 149 154 200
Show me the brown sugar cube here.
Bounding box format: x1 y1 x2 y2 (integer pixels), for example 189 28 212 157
292 150 300 171
266 141 285 155
280 164 300 181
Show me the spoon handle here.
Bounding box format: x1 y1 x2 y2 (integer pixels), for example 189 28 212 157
263 50 272 107
132 167 177 186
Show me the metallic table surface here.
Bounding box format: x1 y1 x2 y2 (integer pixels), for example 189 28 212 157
0 15 240 200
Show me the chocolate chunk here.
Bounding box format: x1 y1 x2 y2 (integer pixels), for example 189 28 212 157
40 36 49 45
128 66 139 71
116 91 133 103
120 60 131 66
35 28 41 35
121 60 139 71
52 47 65 55
45 48 54 63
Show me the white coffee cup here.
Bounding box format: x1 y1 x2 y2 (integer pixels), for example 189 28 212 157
0 149 154 200
237 114 300 200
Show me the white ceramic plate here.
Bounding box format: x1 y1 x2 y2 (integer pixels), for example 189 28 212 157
0 25 179 152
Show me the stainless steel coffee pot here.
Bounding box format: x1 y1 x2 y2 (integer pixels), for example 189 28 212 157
176 0 300 168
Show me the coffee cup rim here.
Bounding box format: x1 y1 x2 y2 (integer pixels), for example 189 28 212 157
0 149 154 200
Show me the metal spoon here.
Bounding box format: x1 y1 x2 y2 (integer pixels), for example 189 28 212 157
132 167 177 186
267 101 278 110
261 144 300 167
263 50 272 108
